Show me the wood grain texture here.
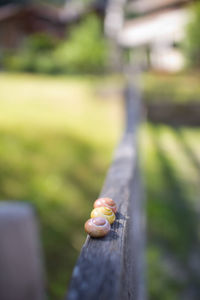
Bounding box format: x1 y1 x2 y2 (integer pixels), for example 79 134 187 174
67 83 145 300
0 202 45 300
120 164 146 300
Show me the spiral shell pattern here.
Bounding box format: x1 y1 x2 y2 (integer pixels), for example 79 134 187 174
91 206 116 224
94 197 117 213
84 217 111 237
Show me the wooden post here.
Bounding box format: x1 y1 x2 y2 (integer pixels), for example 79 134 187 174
0 202 45 300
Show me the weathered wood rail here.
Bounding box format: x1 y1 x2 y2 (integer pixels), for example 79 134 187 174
147 102 200 126
67 83 146 300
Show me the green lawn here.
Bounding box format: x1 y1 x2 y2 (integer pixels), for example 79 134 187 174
1 72 200 299
141 68 200 300
0 72 123 299
140 124 200 300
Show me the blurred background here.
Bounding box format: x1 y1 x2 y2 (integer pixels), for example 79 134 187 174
0 0 200 299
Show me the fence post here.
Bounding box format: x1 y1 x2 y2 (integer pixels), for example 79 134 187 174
0 202 45 300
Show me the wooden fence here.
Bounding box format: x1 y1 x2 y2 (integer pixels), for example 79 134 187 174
67 83 146 300
0 83 146 300
147 102 200 126
0 202 45 300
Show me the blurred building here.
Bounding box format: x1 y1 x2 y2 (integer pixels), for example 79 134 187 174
118 0 194 72
0 0 106 50
0 4 65 49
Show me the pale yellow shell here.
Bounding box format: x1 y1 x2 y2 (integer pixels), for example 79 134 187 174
91 206 115 224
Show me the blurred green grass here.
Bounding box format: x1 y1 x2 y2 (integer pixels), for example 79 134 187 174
1 72 200 299
140 124 200 300
0 72 123 299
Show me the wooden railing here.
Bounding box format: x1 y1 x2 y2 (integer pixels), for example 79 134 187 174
0 82 146 300
66 82 146 300
147 102 200 126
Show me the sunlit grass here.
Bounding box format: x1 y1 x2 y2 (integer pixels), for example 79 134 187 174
140 124 200 300
0 72 123 145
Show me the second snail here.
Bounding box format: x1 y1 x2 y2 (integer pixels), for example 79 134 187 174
84 197 117 238
93 197 117 213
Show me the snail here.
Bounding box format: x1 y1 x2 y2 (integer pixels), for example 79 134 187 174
84 217 111 237
94 197 117 213
91 206 115 224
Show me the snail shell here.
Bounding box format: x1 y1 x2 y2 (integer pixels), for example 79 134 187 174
91 207 116 224
84 217 111 237
94 197 117 213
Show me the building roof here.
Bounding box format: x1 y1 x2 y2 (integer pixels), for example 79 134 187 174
0 4 21 21
0 4 62 22
0 2 92 24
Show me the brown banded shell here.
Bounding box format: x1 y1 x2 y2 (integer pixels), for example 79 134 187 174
84 217 111 237
94 197 117 213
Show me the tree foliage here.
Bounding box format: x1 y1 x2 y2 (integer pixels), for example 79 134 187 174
184 3 200 67
54 15 107 73
3 15 107 74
